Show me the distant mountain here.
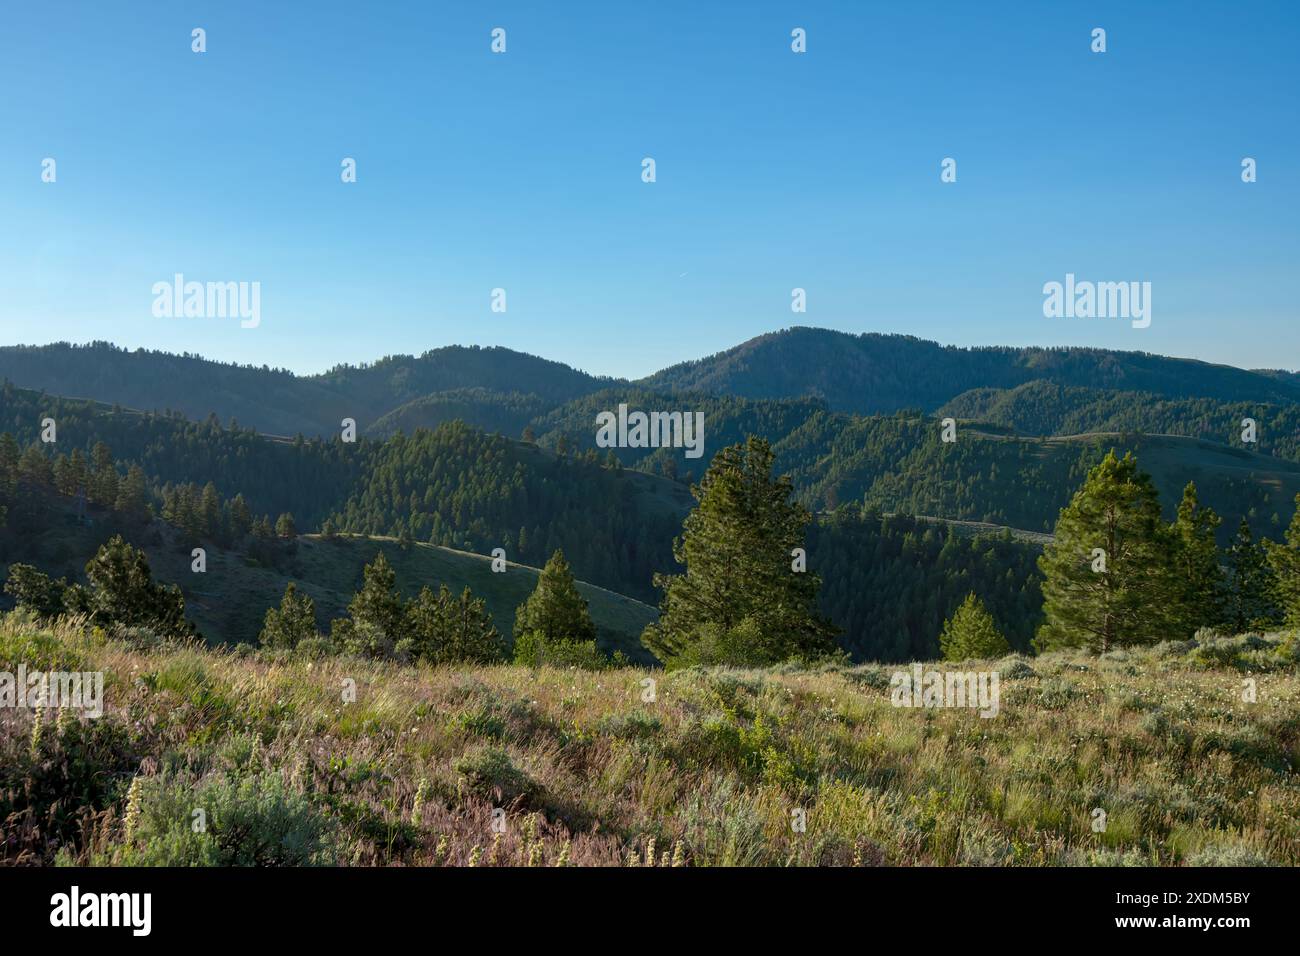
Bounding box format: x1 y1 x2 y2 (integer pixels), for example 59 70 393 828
312 346 612 427
639 327 1300 413
368 388 550 439
0 341 611 437
0 342 350 437
939 381 1300 462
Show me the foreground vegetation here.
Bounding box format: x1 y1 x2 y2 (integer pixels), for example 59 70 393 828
3 614 1296 866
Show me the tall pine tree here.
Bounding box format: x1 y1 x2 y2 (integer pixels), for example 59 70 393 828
1224 518 1282 633
642 437 837 667
513 549 597 656
1265 493 1300 627
1170 481 1225 635
1036 451 1181 652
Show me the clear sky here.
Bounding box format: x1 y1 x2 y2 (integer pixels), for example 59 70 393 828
1 0 1296 379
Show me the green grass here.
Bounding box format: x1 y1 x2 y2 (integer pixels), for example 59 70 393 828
0 498 659 663
3 614 1296 867
172 532 659 663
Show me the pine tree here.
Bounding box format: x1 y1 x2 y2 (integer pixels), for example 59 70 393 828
939 593 1010 660
642 437 837 667
199 482 223 539
513 549 597 661
1265 494 1300 627
4 563 69 618
1170 482 1225 634
405 584 505 664
275 512 298 539
337 551 406 657
90 441 118 506
1036 450 1181 652
1224 518 1282 633
228 493 253 540
18 444 52 488
114 464 150 522
84 535 189 635
259 583 317 650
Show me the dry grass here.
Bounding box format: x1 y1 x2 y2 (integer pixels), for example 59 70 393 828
2 613 1297 866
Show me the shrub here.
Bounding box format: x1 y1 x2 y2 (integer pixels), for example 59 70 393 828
512 631 610 670
453 746 535 804
109 770 334 866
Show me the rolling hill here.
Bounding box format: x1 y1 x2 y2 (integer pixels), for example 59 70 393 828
5 329 1299 442
0 494 658 662
640 328 1300 413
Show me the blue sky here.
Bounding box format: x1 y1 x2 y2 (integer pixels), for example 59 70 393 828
1 0 1296 378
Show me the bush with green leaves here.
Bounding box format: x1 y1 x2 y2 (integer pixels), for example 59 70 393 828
106 770 334 866
453 746 536 804
511 630 610 669
3 563 68 618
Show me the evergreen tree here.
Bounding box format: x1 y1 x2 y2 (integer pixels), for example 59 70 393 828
275 512 298 539
336 551 406 657
513 549 597 659
1036 451 1181 652
3 563 68 618
642 437 837 667
83 535 190 635
939 593 1010 660
90 441 118 506
228 493 253 540
259 583 318 650
1170 482 1225 634
18 443 52 488
1224 518 1282 633
1265 493 1300 627
114 464 150 522
404 584 505 665
200 482 223 539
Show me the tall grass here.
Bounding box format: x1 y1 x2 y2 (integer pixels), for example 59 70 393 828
2 613 1296 866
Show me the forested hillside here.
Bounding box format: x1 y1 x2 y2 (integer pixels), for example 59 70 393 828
0 341 608 437
3 331 1298 664
5 330 1299 440
640 328 1300 412
939 381 1300 463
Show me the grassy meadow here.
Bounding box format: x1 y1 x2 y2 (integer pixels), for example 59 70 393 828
3 613 1297 867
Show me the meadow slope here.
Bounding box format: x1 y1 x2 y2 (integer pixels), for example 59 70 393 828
3 616 1297 866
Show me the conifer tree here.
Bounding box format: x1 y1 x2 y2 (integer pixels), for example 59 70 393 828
1265 494 1300 627
336 551 407 657
114 464 150 522
1224 518 1282 633
642 437 837 667
83 535 190 635
259 582 317 650
91 441 118 506
1036 451 1181 651
275 512 298 539
1170 482 1225 634
513 549 597 655
939 593 1010 660
405 584 505 665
